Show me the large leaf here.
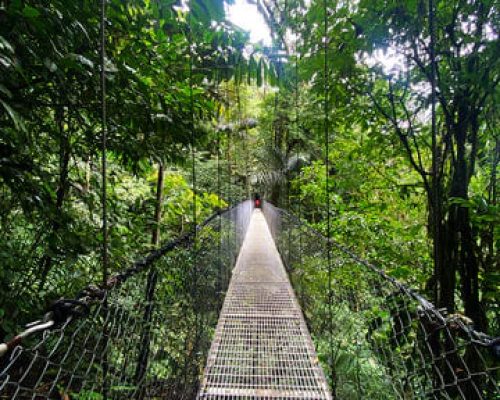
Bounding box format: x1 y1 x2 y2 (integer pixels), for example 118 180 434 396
0 99 25 131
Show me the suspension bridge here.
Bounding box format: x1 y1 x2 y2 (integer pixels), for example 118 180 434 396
198 209 330 398
1 0 498 396
0 200 498 399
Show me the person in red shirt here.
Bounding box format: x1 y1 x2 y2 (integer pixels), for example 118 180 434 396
253 193 261 208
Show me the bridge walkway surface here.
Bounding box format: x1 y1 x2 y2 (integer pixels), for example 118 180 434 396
198 209 331 399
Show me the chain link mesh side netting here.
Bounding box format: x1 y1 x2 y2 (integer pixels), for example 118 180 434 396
0 200 254 400
262 202 499 400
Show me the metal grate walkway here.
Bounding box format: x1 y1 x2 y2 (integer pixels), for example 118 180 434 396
198 209 331 399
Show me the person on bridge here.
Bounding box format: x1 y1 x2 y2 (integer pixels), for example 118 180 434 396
253 193 261 208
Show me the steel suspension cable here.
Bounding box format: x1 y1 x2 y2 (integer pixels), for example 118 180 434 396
223 82 232 284
188 13 197 240
227 84 233 206
99 0 108 292
283 0 293 266
236 83 248 199
293 3 303 295
428 0 440 307
216 80 221 221
323 0 335 393
187 3 201 372
216 72 223 303
99 1 109 399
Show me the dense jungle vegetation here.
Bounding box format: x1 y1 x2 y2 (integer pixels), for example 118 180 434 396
0 0 498 351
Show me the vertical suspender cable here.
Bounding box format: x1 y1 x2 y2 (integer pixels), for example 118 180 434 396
428 0 439 306
244 106 250 199
284 0 290 214
294 5 304 303
99 1 109 398
323 0 335 393
323 0 330 254
99 0 108 290
237 80 251 200
236 84 246 199
187 3 200 380
188 8 197 238
284 0 292 268
294 7 300 216
224 82 233 276
428 0 443 385
273 31 279 194
216 74 223 303
227 83 233 206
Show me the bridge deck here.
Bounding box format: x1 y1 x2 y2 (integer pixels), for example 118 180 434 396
198 209 331 399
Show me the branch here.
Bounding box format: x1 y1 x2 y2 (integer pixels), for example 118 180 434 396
254 0 289 54
409 47 452 126
366 85 430 194
439 118 453 180
400 96 428 181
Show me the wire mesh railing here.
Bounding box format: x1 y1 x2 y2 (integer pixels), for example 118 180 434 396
0 200 254 400
262 201 499 400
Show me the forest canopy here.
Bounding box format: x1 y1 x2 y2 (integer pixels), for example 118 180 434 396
0 0 498 357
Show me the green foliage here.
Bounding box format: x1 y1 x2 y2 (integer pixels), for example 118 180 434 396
0 0 498 395
0 0 250 338
257 0 499 333
70 391 103 400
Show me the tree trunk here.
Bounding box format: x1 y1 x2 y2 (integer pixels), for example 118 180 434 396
270 182 281 206
135 162 164 389
151 162 165 247
38 107 70 292
433 131 485 398
481 135 499 330
434 103 487 331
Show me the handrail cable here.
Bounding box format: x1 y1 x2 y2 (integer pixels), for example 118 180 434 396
0 203 241 358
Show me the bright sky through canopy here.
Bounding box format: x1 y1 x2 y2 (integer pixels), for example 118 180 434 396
227 0 272 45
227 0 402 73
